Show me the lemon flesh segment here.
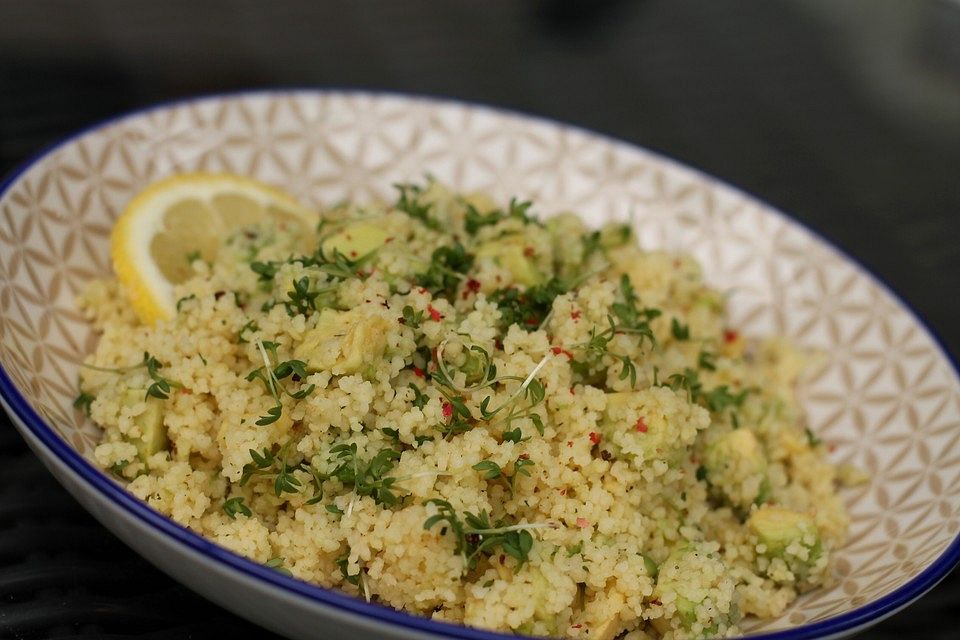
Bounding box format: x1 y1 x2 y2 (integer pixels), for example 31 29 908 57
110 173 317 325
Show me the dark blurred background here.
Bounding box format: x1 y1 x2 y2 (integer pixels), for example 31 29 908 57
0 1 957 638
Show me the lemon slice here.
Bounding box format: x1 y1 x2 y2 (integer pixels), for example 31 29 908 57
110 173 317 324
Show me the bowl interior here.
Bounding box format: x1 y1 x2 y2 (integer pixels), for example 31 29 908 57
0 91 958 635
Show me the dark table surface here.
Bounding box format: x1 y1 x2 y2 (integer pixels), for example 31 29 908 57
1 1 958 638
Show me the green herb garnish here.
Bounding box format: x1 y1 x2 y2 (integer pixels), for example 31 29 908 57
489 277 567 331
401 305 424 329
464 198 538 235
394 182 442 230
671 318 690 341
423 499 552 570
73 391 95 416
415 243 473 299
224 496 252 519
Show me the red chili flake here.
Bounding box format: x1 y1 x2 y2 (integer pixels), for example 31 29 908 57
427 305 443 322
551 346 574 359
576 518 590 529
635 417 648 433
589 432 601 445
442 403 453 419
523 246 535 257
570 310 581 320
723 329 739 343
494 339 504 350
567 440 573 447
466 278 481 293
572 624 583 629
179 388 191 395
525 317 540 326
350 250 358 258
418 287 428 295
518 453 530 460
650 598 662 606
412 366 425 378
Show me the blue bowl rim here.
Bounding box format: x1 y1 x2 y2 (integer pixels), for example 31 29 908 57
0 88 957 640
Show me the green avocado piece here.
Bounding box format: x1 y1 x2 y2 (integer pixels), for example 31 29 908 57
294 307 391 375
122 389 167 461
702 428 769 508
675 595 698 625
475 236 544 286
598 222 633 249
321 221 389 260
747 506 819 557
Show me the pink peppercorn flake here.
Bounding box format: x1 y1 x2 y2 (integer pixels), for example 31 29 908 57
442 403 453 419
551 346 574 359
576 518 590 529
635 417 648 433
589 432 601 445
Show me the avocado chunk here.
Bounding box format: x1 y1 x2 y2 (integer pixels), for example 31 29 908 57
121 389 167 462
747 506 825 586
514 567 559 636
702 428 769 509
545 213 588 280
475 234 544 286
597 222 633 250
294 307 390 375
600 387 710 470
653 544 739 635
586 590 627 640
321 221 389 260
747 506 820 557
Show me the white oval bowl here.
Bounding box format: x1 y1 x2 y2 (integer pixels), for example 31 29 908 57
0 91 958 640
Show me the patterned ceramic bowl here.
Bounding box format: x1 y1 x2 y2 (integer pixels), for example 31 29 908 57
0 91 957 640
